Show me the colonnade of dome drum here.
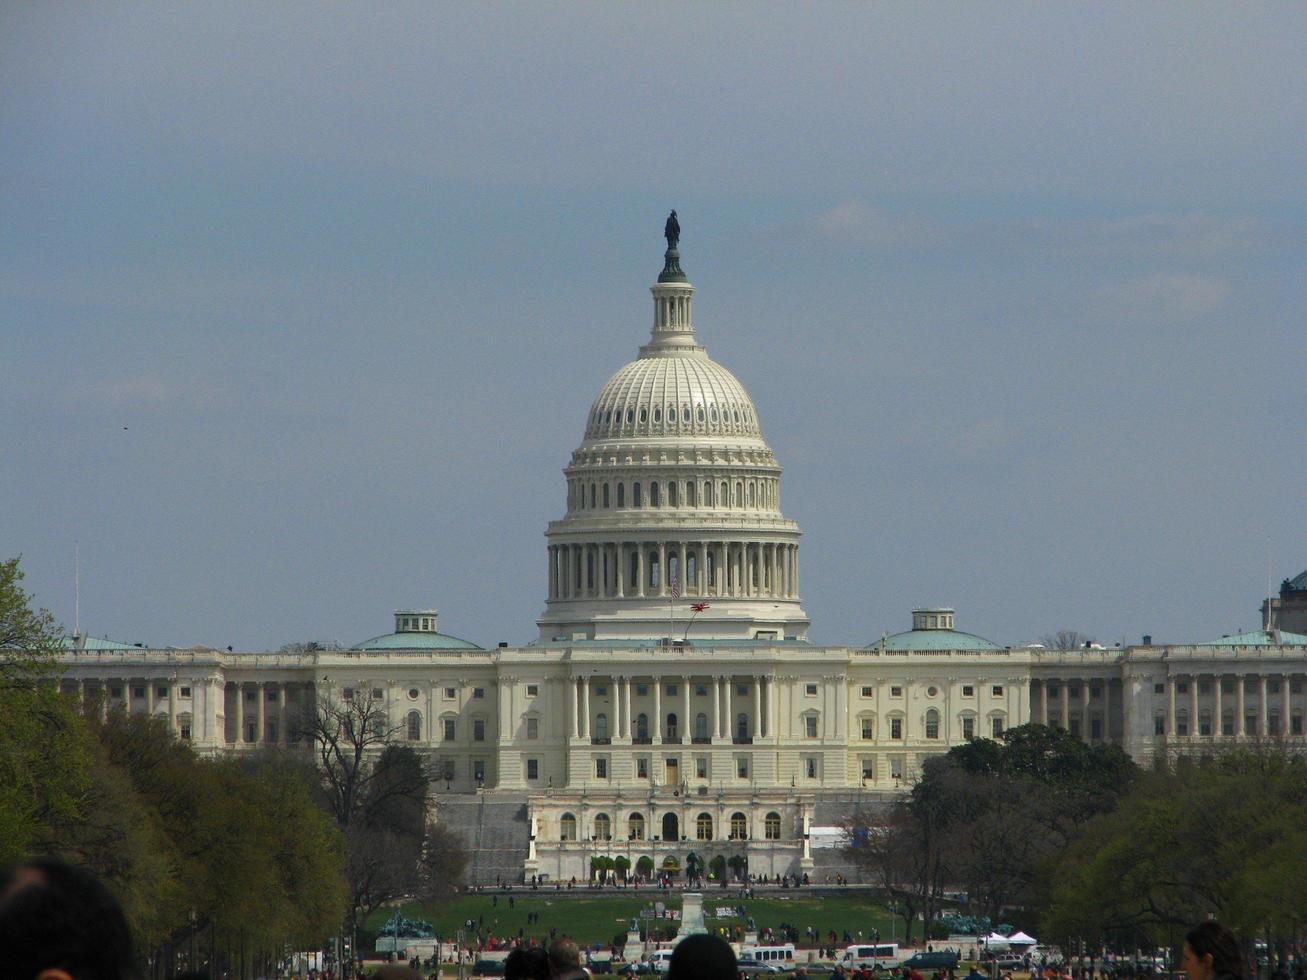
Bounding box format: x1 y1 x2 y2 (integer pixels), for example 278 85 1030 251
547 539 799 601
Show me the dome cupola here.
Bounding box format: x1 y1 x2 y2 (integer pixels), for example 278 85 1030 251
538 214 810 644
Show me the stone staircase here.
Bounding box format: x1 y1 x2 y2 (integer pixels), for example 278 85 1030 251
436 793 531 886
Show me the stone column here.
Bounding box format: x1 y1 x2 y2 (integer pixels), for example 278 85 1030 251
1039 680 1049 725
683 676 691 738
581 678 590 738
697 542 707 595
1081 680 1091 735
654 677 663 741
256 682 267 744
1189 675 1199 735
234 683 244 743
1060 681 1070 728
1237 675 1246 736
711 676 721 740
677 542 687 595
570 677 579 739
146 680 156 717
168 679 178 734
657 542 667 596
636 546 646 598
753 679 762 739
624 676 634 738
101 681 110 722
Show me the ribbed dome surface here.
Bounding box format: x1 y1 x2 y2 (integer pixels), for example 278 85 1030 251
584 351 762 440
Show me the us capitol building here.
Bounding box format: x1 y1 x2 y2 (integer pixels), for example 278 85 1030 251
55 217 1307 884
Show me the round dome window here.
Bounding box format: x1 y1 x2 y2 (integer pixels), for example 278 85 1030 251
927 686 938 697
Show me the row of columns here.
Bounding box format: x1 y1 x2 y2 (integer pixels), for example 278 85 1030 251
548 540 799 601
568 675 772 742
229 680 306 745
66 676 222 743
1035 677 1117 739
1163 672 1299 737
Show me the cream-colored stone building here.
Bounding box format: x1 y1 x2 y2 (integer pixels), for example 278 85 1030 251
53 221 1307 884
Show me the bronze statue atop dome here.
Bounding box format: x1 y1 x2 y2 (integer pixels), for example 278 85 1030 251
664 209 680 249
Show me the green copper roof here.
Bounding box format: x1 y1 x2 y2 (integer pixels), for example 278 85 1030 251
353 631 482 651
1201 628 1307 647
868 629 1002 652
61 634 143 651
1285 569 1307 592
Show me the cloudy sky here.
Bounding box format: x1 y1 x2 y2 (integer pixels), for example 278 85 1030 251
3 4 1304 650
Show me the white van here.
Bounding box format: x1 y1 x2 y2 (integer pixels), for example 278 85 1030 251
739 945 797 972
842 944 901 969
649 950 675 974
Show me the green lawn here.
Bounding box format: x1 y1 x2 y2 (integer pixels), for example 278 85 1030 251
365 891 905 951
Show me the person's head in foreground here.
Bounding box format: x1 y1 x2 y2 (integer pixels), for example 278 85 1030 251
1182 922 1244 980
506 946 552 980
0 859 136 980
667 935 737 980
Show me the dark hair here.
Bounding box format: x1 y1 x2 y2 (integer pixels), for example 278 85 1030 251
506 947 552 980
548 939 582 974
668 935 737 980
1186 922 1244 980
0 858 136 980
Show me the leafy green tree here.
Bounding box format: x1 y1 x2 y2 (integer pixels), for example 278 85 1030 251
0 557 62 686
636 855 655 878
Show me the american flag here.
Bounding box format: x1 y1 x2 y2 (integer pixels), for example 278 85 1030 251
691 601 710 613
669 577 681 599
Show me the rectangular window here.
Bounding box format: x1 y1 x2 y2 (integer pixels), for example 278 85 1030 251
266 688 278 702
1270 680 1282 694
1177 717 1189 736
805 683 818 696
805 716 818 738
1246 713 1258 735
244 689 256 701
473 688 485 699
526 717 538 740
133 686 145 699
861 758 874 780
1198 682 1211 695
991 685 1004 697
180 686 191 698
1199 717 1212 737
1177 682 1189 694
1221 680 1234 694
962 716 975 739
861 686 873 697
596 684 608 695
890 718 903 740
1222 716 1234 736
266 722 278 742
180 725 191 740
992 717 1004 738
637 758 649 778
372 688 383 699
111 686 122 698
527 759 539 780
1293 716 1303 736
962 685 974 697
695 685 707 696
695 757 708 778
1293 681 1304 694
473 760 485 783
157 686 168 699
890 756 904 780
1154 683 1165 694
444 687 457 700
444 719 456 741
1090 686 1101 700
636 684 648 696
805 756 818 779
1090 717 1102 740
473 719 485 741
526 684 539 697
890 686 902 698
1155 715 1166 735
736 683 748 696
595 758 608 779
666 684 678 697
861 718 873 740
737 757 749 778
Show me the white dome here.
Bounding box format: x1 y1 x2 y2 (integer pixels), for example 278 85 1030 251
584 350 763 441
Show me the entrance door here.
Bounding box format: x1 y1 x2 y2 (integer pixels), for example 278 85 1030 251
664 757 679 787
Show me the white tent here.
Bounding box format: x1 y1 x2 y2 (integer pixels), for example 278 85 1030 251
982 933 1012 951
1007 932 1038 946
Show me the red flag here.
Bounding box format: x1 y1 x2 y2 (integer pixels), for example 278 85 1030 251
690 602 709 613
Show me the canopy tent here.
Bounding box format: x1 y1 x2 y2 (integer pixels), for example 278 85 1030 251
1007 932 1038 946
982 933 1012 949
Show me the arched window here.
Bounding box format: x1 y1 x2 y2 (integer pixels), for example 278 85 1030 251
634 482 642 507
748 483 755 507
925 708 940 740
629 813 646 840
617 483 625 508
636 713 649 740
595 713 609 740
682 406 690 422
640 408 647 423
668 482 678 506
630 550 639 590
653 408 661 423
730 812 747 840
721 481 729 506
697 406 705 422
594 813 611 841
764 812 781 840
737 712 749 741
662 812 679 841
407 711 422 741
736 481 743 506
704 482 712 506
603 483 610 508
589 483 596 508
696 813 714 840
695 713 708 740
666 713 678 738
687 482 696 506
626 409 634 424
560 813 577 841
651 482 660 506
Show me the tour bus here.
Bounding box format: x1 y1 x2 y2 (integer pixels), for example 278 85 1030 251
738 945 797 972
841 944 901 969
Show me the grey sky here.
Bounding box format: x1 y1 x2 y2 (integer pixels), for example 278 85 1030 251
3 4 1304 650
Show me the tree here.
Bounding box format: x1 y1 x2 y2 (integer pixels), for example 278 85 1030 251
845 796 949 945
0 556 62 687
1039 631 1095 651
636 855 655 878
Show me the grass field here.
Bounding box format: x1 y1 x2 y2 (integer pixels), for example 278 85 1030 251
364 890 906 951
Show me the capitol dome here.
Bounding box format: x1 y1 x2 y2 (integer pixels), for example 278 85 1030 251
537 215 810 644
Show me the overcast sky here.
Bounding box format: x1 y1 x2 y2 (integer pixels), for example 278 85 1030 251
3 4 1304 651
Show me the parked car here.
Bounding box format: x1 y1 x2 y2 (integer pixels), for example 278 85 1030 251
737 963 786 975
472 960 507 977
